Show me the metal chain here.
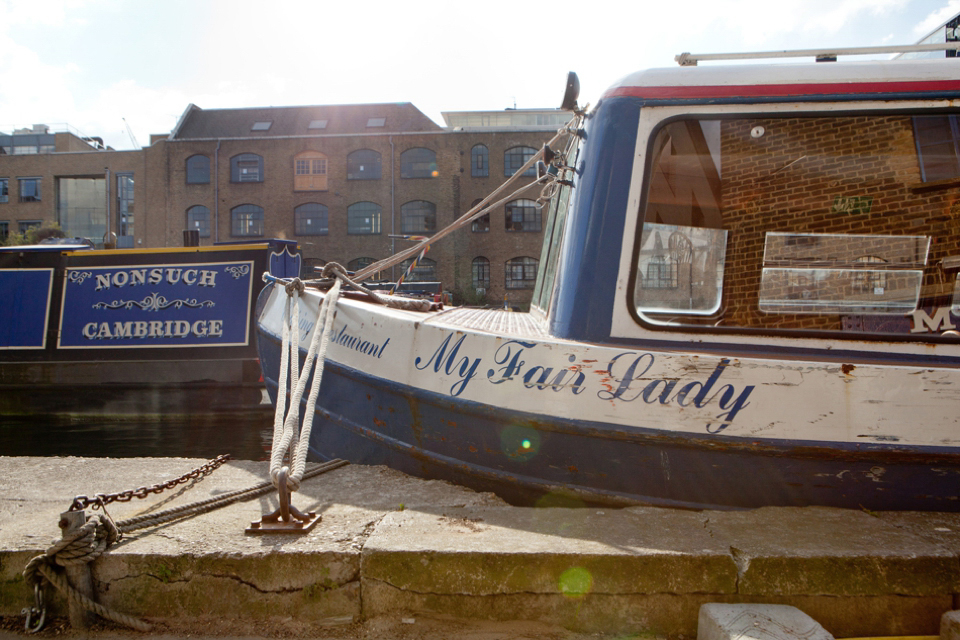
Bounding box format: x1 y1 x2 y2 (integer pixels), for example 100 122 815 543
69 454 231 512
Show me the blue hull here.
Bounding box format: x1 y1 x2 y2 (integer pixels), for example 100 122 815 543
257 328 960 511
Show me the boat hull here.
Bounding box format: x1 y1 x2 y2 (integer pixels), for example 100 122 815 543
255 289 960 511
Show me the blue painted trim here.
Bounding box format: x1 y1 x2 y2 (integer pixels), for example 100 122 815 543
549 99 640 342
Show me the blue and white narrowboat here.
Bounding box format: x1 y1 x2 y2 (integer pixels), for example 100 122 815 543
1 239 299 419
256 50 960 510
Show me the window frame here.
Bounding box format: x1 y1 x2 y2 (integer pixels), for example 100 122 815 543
504 146 537 177
186 155 211 184
400 200 437 234
505 256 538 289
230 204 264 237
347 201 382 235
230 153 264 183
504 198 541 232
0 178 8 203
293 151 328 191
295 202 329 236
347 149 382 180
18 177 41 202
913 115 960 183
472 256 491 290
471 144 489 177
400 147 438 179
186 205 211 238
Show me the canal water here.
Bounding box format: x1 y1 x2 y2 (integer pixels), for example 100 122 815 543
0 412 275 461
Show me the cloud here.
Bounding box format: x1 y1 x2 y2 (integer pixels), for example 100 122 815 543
913 0 960 37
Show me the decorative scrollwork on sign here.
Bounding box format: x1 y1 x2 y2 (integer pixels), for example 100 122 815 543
68 271 93 285
93 292 215 312
225 265 250 279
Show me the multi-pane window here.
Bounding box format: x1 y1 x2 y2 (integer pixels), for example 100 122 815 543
398 257 436 282
186 155 210 184
505 256 538 289
231 204 264 236
0 221 7 242
505 199 541 232
347 149 382 180
294 151 328 190
913 115 960 182
0 179 7 203
401 200 436 234
347 202 381 235
471 145 489 177
186 205 211 237
19 220 41 233
504 146 537 177
116 173 134 245
400 148 437 179
295 203 328 235
231 153 263 183
470 198 489 232
19 178 40 202
472 257 490 290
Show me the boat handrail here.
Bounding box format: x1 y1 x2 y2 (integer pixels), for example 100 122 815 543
675 42 960 66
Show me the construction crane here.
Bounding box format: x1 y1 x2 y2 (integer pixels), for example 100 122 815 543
122 117 140 150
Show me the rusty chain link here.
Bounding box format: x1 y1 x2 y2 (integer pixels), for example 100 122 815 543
68 454 231 512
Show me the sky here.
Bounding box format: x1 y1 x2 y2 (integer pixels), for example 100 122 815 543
1 0 958 150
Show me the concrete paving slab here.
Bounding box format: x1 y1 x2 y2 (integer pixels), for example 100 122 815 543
943 609 960 640
0 457 502 630
2 457 959 638
704 506 960 597
697 603 833 640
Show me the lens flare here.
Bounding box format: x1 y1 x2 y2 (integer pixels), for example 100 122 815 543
499 425 540 462
558 567 593 598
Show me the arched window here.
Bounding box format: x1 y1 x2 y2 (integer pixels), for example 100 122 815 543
401 200 436 234
186 155 210 184
505 198 541 232
472 257 490 290
347 202 381 235
295 203 328 235
398 257 436 282
231 204 264 236
470 198 489 232
471 144 489 177
504 146 537 177
505 256 538 289
230 153 263 183
294 151 328 191
400 147 437 179
186 205 210 237
347 149 382 180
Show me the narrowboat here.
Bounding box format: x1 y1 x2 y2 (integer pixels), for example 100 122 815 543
256 48 960 510
1 239 299 419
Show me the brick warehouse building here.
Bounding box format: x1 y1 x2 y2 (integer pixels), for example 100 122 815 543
0 104 568 307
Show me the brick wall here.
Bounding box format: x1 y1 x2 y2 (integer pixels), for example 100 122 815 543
718 115 960 330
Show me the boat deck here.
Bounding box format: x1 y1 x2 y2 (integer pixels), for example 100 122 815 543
424 306 549 339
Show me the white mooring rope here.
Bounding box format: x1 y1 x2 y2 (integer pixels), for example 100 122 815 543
269 277 342 492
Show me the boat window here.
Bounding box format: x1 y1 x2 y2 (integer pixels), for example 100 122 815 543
532 134 580 315
634 114 960 340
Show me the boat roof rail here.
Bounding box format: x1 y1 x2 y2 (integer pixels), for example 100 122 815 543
675 43 960 66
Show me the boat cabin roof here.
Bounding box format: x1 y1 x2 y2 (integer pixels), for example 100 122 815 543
602 58 960 102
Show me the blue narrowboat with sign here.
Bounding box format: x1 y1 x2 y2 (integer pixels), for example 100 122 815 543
256 46 960 511
1 239 299 418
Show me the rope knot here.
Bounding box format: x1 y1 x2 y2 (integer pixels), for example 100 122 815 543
319 262 346 280
284 278 305 297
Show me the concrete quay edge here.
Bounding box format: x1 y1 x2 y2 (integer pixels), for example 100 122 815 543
0 456 958 637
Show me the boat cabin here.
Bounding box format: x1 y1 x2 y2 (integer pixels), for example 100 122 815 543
536 56 960 364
